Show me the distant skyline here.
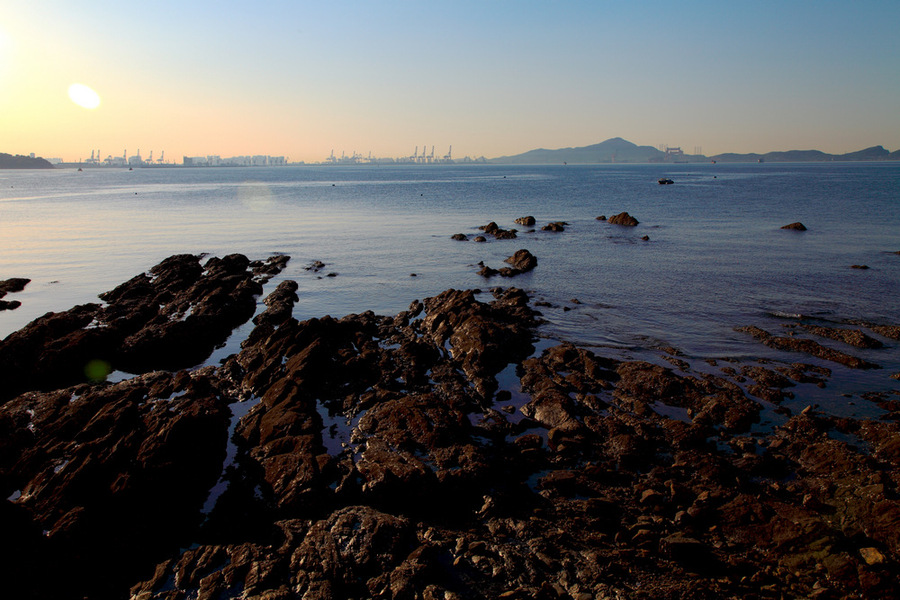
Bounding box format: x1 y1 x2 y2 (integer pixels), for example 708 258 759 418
3 1 899 163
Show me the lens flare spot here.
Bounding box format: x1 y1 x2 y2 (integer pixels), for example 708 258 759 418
68 83 101 109
84 359 112 382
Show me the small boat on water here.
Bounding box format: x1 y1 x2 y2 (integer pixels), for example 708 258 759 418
658 178 674 185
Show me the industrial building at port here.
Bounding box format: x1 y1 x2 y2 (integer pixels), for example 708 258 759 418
76 149 286 167
182 154 286 166
324 146 482 165
65 146 482 167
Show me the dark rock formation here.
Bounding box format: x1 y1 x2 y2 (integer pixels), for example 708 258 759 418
451 233 468 241
478 222 517 240
504 249 537 273
0 278 30 295
608 212 639 226
479 249 537 279
0 253 289 403
0 370 232 598
850 321 900 341
3 258 900 599
478 264 498 277
736 325 880 369
250 255 289 281
0 277 30 310
514 216 536 227
781 222 807 231
541 221 567 232
800 324 883 349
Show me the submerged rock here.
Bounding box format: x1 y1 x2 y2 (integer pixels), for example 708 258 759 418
736 325 880 369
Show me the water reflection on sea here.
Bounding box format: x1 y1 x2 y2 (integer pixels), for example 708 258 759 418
1 162 898 416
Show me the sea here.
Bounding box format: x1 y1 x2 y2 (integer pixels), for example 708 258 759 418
1 162 898 423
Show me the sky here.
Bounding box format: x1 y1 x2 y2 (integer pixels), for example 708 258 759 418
2 1 899 163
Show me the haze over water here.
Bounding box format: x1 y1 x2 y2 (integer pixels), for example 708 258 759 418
1 162 898 421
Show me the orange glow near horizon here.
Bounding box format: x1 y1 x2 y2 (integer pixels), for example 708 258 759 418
1 3 898 164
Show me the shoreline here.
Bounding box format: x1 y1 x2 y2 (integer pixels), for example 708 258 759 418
2 253 899 599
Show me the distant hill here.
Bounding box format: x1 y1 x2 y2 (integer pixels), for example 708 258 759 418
710 145 893 163
490 138 668 164
0 153 54 169
489 139 899 164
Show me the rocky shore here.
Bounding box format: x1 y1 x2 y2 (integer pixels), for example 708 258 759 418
2 254 900 599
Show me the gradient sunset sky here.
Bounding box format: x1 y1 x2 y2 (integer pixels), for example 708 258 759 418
3 1 899 163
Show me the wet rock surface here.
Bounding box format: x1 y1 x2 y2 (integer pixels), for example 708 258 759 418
479 249 538 278
799 324 884 349
0 254 289 403
478 221 518 240
736 325 881 369
3 255 900 599
608 212 639 226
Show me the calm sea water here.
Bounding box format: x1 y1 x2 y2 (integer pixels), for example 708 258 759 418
1 163 898 418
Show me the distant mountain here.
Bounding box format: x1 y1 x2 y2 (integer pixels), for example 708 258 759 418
489 139 899 164
0 153 54 169
490 138 668 164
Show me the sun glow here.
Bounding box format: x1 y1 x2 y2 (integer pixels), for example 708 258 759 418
68 83 101 109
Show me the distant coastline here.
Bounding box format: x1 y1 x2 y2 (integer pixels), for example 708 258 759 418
489 137 900 165
6 138 900 169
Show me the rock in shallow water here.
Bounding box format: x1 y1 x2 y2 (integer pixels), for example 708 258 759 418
607 212 639 226
0 253 290 402
781 221 807 231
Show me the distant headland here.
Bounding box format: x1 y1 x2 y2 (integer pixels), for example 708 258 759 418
489 137 900 164
0 153 54 169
